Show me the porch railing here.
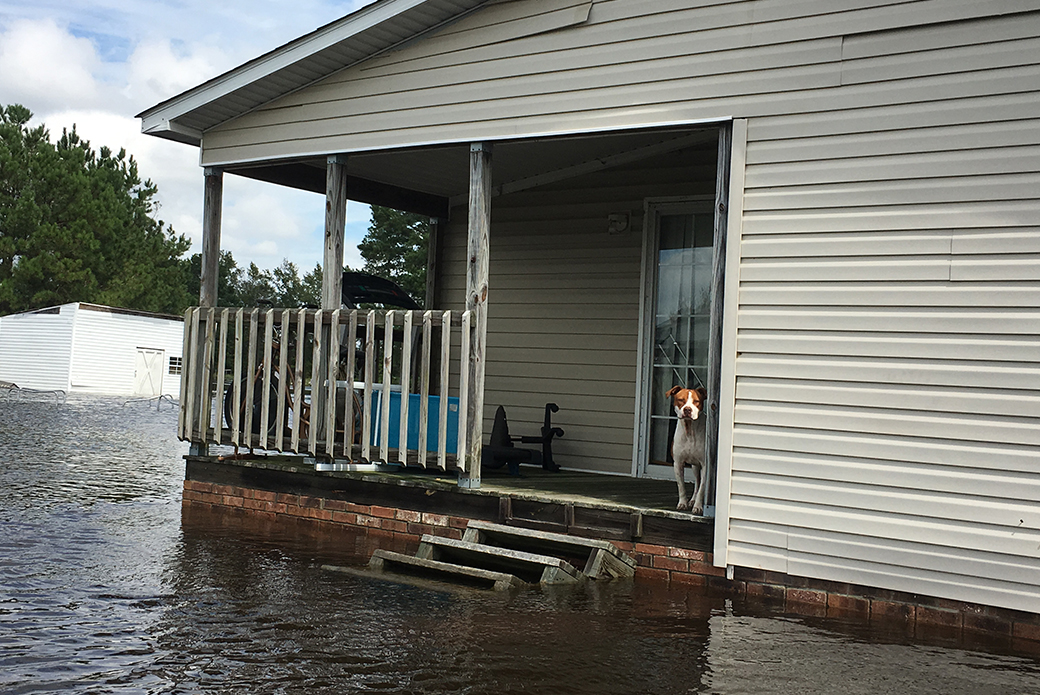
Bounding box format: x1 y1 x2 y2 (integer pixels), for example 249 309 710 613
179 307 476 473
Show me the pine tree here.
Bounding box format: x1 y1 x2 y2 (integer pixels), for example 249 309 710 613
357 205 428 306
0 104 192 315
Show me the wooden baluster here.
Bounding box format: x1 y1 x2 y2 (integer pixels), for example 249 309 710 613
344 310 358 461
275 309 290 450
308 310 323 456
231 309 244 447
457 311 472 474
326 308 341 458
399 311 413 466
291 309 307 452
438 310 451 471
419 310 433 468
380 311 395 463
260 309 274 449
362 310 375 461
214 309 229 444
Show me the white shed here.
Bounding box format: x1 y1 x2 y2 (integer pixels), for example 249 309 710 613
0 303 184 398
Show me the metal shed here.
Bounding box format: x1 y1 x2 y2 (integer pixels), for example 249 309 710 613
0 303 184 398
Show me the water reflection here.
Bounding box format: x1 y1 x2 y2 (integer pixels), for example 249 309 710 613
1 396 1039 694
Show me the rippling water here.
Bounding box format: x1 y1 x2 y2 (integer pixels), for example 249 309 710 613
2 394 1039 694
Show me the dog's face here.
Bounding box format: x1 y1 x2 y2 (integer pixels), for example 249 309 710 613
666 386 707 421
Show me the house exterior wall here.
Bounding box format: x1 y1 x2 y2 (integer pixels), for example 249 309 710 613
69 305 184 398
196 0 1040 614
0 305 75 391
721 11 1040 615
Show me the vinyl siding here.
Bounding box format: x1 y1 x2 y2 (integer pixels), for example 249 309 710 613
0 306 74 391
69 306 185 398
437 145 717 474
200 0 1040 165
724 11 1040 614
196 0 1040 614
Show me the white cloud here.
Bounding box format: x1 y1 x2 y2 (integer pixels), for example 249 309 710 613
0 19 104 112
125 38 231 108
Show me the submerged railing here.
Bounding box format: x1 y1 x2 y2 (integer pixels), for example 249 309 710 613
179 307 476 473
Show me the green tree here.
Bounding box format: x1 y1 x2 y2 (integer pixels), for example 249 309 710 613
185 250 243 307
358 205 428 306
237 262 275 307
301 263 322 307
0 104 191 314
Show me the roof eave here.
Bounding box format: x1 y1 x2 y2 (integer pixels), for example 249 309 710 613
136 0 463 147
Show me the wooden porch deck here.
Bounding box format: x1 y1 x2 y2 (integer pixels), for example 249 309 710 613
185 455 714 552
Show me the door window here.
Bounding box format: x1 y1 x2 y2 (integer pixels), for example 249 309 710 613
646 209 714 469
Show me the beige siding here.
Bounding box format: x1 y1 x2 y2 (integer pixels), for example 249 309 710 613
438 147 716 474
203 0 1040 165
724 11 1040 614
197 0 1040 614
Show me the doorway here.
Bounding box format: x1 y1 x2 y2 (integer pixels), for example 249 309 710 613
637 199 716 479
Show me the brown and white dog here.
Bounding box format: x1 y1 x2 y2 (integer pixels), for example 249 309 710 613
666 386 707 515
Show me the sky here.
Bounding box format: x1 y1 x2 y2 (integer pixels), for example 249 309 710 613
0 0 378 274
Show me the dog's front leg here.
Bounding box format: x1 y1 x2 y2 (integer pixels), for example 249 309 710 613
674 459 689 510
690 463 707 516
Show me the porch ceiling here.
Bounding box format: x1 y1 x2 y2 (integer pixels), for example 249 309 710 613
229 126 718 218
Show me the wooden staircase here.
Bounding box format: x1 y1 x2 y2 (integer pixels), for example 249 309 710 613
367 520 636 590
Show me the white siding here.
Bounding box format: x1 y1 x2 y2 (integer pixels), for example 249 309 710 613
69 306 184 398
0 306 75 391
0 304 184 397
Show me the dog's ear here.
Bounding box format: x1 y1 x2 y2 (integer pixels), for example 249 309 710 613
696 387 707 402
665 386 682 399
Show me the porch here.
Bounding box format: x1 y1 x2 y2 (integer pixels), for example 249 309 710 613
178 123 730 494
184 454 714 551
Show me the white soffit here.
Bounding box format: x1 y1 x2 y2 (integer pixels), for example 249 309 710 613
136 0 486 146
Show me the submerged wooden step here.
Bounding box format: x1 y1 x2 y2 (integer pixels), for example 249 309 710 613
416 535 582 584
368 549 524 591
463 520 636 579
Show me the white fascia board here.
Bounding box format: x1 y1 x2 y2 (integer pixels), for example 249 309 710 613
137 0 451 143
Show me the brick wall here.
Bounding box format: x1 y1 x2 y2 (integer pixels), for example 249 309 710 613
621 539 1040 653
183 480 1040 653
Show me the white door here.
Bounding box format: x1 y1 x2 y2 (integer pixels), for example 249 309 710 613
133 348 164 396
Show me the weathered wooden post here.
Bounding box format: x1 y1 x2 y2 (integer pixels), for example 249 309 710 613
316 155 348 457
460 143 491 488
323 155 348 310
190 167 223 456
705 125 732 516
199 168 223 309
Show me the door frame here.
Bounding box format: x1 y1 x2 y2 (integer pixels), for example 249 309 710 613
632 121 738 521
633 196 716 483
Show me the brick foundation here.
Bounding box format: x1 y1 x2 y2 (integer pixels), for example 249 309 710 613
183 480 1040 652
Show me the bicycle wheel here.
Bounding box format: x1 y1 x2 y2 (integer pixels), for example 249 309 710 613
223 376 281 436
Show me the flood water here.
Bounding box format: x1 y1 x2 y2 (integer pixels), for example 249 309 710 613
2 395 1040 694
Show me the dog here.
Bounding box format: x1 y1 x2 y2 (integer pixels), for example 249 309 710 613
666 386 707 515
